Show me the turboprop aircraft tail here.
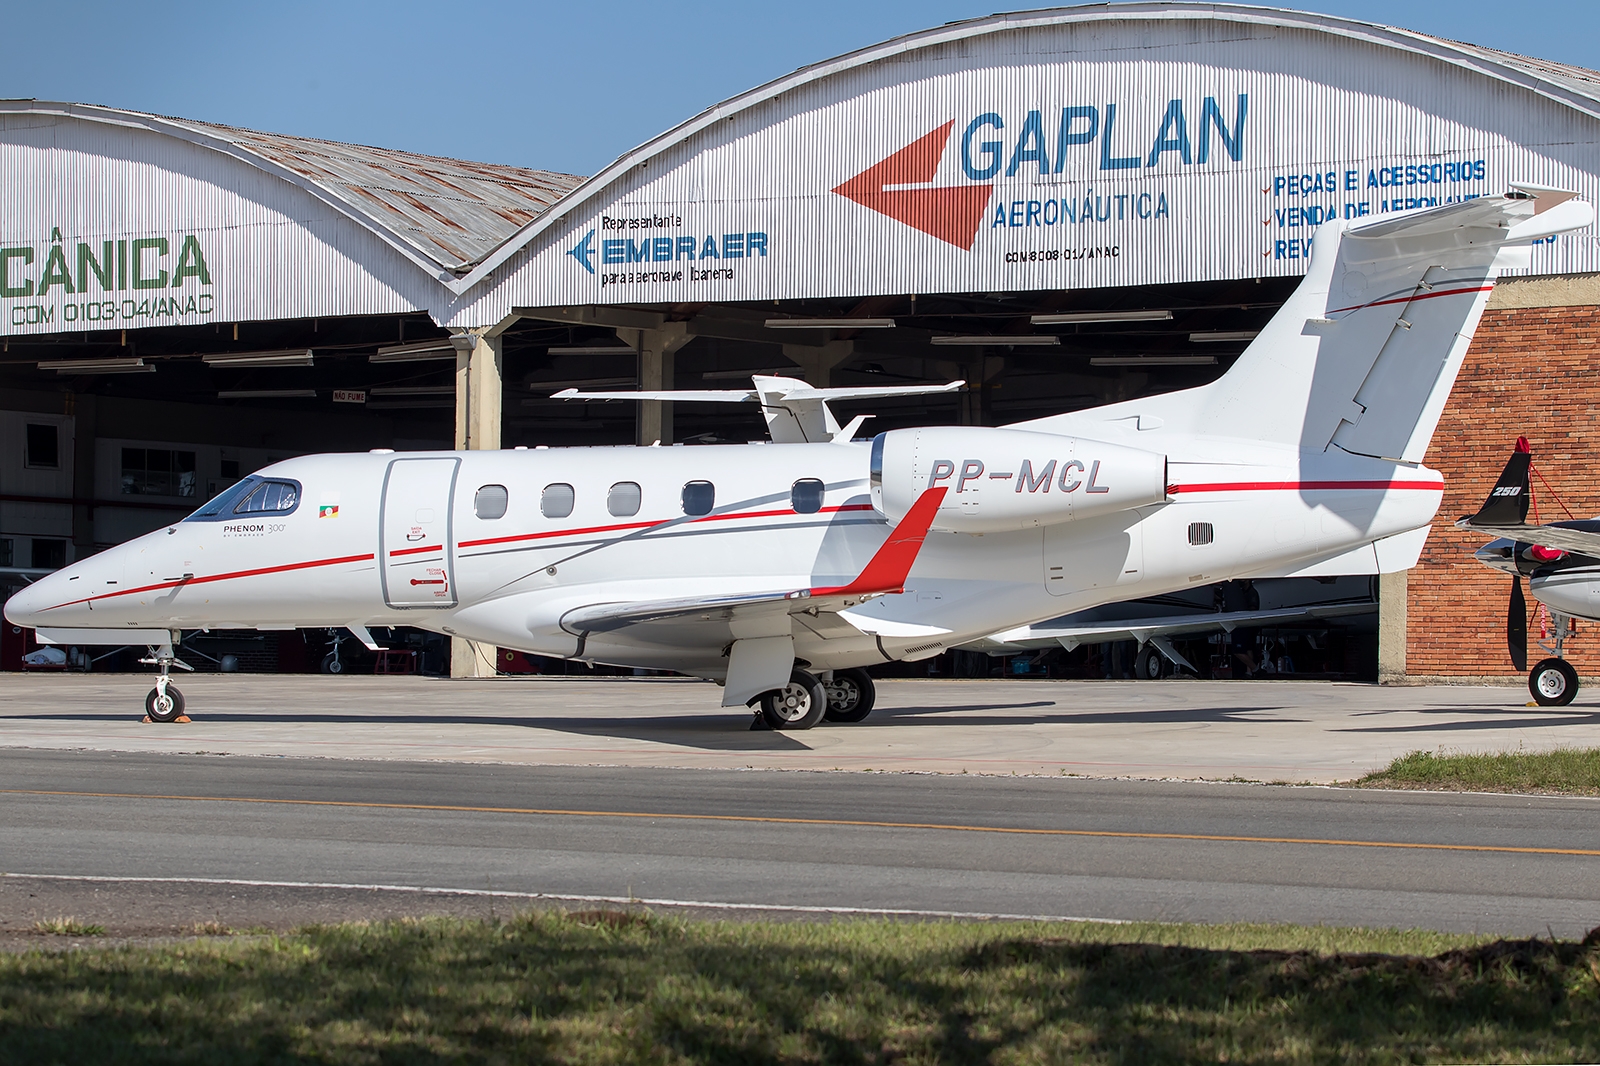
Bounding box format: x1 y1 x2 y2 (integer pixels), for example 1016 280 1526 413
1024 188 1593 462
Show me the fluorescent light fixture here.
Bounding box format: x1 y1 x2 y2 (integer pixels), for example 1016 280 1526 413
544 345 637 355
1189 330 1260 343
764 318 895 329
703 368 788 380
1090 356 1217 366
43 357 154 374
371 340 458 363
367 385 455 397
217 389 319 399
203 349 314 367
931 335 1060 346
366 399 455 410
523 377 636 390
1031 310 1173 324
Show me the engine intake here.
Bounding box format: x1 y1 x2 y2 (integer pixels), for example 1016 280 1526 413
870 426 1168 533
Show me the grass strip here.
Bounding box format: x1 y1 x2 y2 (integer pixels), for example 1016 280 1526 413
1355 747 1600 795
3 912 1599 1063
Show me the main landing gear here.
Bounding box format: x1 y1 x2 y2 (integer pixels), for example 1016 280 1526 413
1529 610 1580 707
140 641 194 723
750 668 877 730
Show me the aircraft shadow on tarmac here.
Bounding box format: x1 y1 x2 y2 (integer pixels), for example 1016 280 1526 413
875 704 1307 727
1337 704 1600 733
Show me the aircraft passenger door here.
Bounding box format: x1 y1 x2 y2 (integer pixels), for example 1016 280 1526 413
380 457 460 609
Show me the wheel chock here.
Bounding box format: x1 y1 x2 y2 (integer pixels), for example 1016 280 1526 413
141 715 153 723
174 715 192 723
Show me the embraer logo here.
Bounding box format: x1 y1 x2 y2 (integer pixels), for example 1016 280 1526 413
831 122 994 250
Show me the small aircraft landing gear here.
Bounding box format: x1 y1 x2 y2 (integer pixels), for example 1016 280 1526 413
1529 611 1579 707
823 669 876 723
1134 647 1167 680
756 668 827 730
139 641 194 723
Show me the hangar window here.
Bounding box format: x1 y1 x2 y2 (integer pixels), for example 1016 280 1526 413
475 485 509 520
541 483 575 519
31 538 67 570
235 479 300 515
0 538 11 567
682 480 715 516
1188 522 1214 546
121 447 197 497
608 481 642 517
25 424 58 469
791 479 824 514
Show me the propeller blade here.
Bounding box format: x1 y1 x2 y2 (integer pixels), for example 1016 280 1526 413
1508 575 1528 672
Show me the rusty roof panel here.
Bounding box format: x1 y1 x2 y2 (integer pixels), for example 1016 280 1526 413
162 116 585 271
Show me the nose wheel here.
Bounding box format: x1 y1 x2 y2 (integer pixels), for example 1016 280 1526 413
139 640 193 723
1527 611 1581 707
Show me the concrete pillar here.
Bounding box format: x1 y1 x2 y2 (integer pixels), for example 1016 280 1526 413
68 391 96 560
781 340 853 387
451 330 502 678
616 323 690 446
1377 569 1408 683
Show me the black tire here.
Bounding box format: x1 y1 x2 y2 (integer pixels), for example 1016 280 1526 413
1529 658 1579 707
1134 647 1165 680
823 669 877 723
145 685 185 723
321 653 344 675
759 669 827 730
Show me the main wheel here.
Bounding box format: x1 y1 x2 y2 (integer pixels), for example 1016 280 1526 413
1529 658 1579 707
321 652 344 675
1134 647 1166 680
145 685 185 723
758 669 827 730
823 669 877 723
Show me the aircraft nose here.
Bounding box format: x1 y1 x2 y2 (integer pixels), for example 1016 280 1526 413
3 575 56 628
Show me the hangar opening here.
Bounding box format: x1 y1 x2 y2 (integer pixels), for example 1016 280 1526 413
4 3 1599 684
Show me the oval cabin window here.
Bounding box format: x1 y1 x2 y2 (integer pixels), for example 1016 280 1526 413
681 481 715 516
791 479 824 514
541 483 575 519
474 485 508 520
608 481 642 517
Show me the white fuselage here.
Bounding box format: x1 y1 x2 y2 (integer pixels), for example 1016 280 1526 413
5 436 1443 679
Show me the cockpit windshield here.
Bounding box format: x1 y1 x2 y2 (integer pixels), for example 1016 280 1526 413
184 477 260 521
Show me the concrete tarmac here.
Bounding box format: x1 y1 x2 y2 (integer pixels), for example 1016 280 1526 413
2 749 1598 939
2 673 1598 782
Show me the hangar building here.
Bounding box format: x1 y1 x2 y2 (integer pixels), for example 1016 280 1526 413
3 3 1598 680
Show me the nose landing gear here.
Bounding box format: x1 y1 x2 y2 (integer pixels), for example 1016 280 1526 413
1528 610 1579 707
139 640 194 723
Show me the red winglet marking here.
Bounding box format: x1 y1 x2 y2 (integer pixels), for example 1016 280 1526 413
1515 435 1530 455
810 487 947 598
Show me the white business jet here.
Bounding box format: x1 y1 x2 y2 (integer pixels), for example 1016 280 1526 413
1459 438 1600 706
5 189 1590 728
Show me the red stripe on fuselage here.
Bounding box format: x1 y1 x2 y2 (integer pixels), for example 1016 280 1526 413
1168 480 1442 494
388 544 442 557
41 552 377 613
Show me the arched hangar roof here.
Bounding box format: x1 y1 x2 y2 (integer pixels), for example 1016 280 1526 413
450 1 1600 295
0 99 585 278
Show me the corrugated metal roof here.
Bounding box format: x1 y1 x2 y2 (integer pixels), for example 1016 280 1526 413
0 101 585 276
161 115 587 273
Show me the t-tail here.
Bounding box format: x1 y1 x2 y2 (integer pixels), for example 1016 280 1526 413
1462 437 1533 528
1022 187 1594 462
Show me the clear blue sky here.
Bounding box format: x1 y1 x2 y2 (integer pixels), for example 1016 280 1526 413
5 2 1596 176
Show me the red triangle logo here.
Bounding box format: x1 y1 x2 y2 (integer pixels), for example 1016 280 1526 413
831 121 994 251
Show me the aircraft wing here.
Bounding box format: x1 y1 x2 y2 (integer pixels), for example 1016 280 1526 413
968 602 1375 653
559 486 946 639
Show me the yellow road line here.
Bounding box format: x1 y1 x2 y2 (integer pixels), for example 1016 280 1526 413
3 787 1598 857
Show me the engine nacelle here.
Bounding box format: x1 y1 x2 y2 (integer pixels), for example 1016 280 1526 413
870 426 1168 533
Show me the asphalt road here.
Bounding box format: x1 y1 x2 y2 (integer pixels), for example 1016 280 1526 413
2 749 1598 938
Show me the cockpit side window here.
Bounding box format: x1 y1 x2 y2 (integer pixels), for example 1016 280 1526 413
234 480 301 515
184 477 260 521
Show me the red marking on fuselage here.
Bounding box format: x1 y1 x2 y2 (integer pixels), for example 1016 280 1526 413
1168 479 1443 494
1327 284 1492 316
457 503 876 550
388 544 442 557
40 552 377 613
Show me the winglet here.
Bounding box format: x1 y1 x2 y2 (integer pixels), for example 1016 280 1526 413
1457 438 1532 528
809 487 947 597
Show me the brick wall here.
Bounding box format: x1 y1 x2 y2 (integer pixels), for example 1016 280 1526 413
1408 302 1600 675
